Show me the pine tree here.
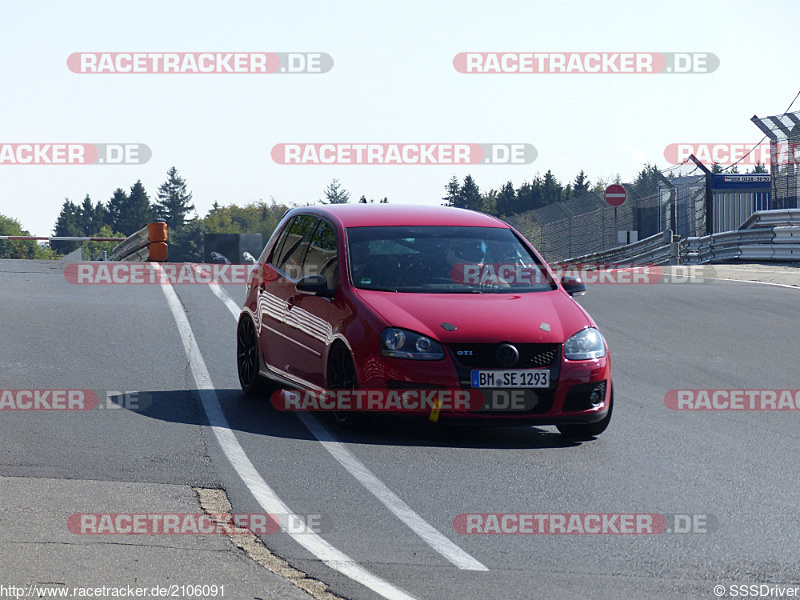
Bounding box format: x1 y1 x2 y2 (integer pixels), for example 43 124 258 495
541 170 562 206
77 194 108 235
632 164 662 199
155 166 194 231
320 179 350 204
562 183 573 203
442 176 461 207
572 170 591 196
516 176 544 212
481 189 497 215
107 188 129 232
93 200 108 233
496 181 516 216
459 175 481 211
116 180 155 236
52 199 83 254
78 195 95 234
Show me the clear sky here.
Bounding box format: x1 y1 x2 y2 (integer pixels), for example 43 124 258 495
1 0 798 235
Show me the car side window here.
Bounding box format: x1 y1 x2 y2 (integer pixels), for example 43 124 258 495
303 219 338 290
267 219 293 266
275 215 317 278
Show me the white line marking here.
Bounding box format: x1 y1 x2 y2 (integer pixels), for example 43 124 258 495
208 282 242 316
210 282 488 572
708 276 800 290
157 270 417 600
299 413 489 571
714 267 800 275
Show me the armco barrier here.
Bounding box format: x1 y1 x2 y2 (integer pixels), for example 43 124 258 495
682 210 800 263
739 209 800 229
108 222 168 262
558 229 677 267
560 209 800 266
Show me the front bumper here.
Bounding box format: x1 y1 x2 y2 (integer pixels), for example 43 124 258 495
359 347 611 425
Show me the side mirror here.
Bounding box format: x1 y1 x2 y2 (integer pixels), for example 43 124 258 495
561 275 586 296
296 274 335 298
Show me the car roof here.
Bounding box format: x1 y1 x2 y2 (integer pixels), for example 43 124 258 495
285 203 509 228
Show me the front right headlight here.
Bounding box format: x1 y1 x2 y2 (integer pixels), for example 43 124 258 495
563 327 606 360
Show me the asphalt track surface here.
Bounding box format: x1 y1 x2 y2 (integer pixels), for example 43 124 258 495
1 259 799 600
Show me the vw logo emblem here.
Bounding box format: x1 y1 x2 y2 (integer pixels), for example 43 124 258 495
495 343 519 367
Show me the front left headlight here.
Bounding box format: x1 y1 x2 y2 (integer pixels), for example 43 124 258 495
380 328 444 360
563 327 606 360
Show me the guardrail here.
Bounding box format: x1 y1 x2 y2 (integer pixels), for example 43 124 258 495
560 209 800 266
682 209 800 263
558 229 678 266
108 222 168 262
739 209 800 229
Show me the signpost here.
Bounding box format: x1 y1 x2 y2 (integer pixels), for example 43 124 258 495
605 184 627 244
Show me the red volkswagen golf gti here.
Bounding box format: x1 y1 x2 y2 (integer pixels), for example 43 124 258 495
237 204 612 439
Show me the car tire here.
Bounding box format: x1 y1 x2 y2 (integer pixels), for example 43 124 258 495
556 384 613 440
327 344 366 429
237 316 268 396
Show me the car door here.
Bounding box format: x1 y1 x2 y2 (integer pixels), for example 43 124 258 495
280 218 341 389
257 214 316 383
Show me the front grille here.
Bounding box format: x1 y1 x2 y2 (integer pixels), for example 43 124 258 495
448 343 559 369
562 380 607 412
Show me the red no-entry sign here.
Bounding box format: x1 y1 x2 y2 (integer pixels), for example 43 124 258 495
605 184 627 207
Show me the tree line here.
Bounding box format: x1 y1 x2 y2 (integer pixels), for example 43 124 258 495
440 160 767 217
0 159 771 261
50 167 199 259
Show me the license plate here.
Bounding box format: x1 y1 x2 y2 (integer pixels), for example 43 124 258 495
470 369 550 388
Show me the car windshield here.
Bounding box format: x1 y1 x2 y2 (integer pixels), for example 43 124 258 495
346 225 557 293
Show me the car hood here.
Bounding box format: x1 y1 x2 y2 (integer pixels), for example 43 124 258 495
354 289 595 344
